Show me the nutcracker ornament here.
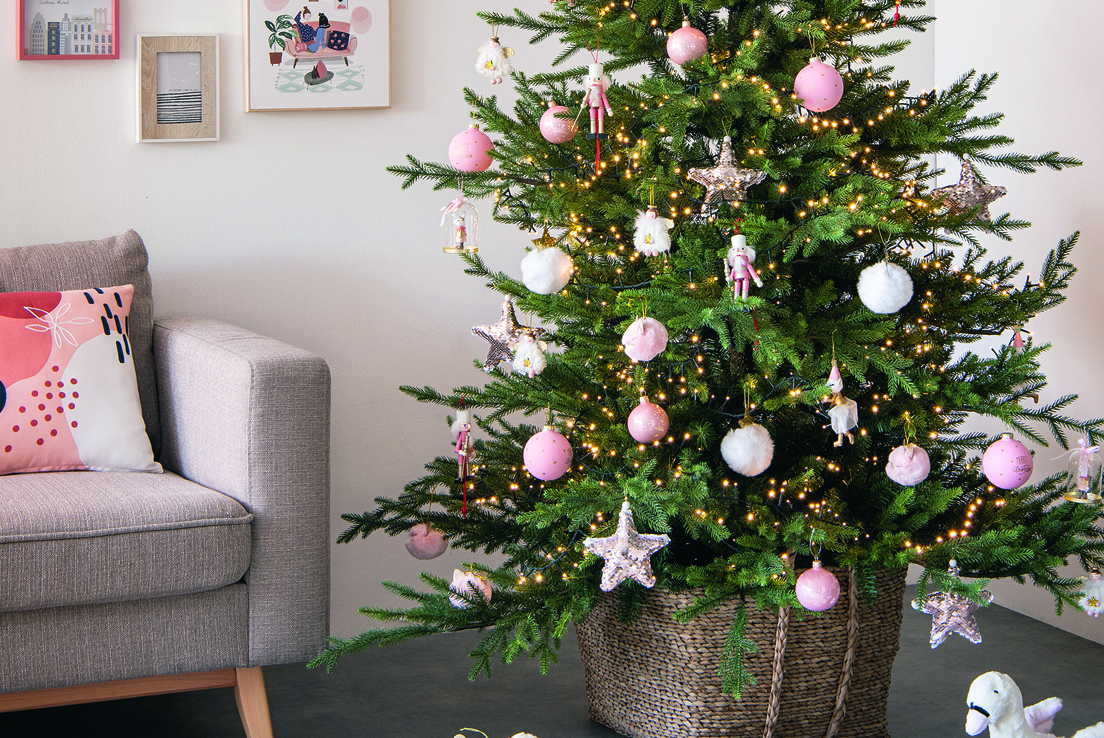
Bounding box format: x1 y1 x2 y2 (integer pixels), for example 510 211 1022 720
440 192 479 254
725 228 763 300
452 408 474 486
579 45 612 170
475 26 514 85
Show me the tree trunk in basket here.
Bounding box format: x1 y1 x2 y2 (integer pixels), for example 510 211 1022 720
575 568 907 738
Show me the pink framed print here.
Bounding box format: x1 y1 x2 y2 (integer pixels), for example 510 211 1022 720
18 0 120 60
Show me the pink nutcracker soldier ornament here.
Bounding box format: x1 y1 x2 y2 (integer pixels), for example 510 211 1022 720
725 227 763 300
579 44 613 171
452 407 474 515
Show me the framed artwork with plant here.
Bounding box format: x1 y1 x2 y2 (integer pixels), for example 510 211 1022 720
265 13 294 65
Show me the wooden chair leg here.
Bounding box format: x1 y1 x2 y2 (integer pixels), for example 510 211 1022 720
233 667 274 738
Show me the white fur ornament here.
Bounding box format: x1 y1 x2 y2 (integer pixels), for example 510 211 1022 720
886 443 931 486
965 670 1104 738
857 261 913 314
449 569 492 608
405 523 448 560
634 207 674 256
474 37 514 84
512 331 548 378
721 422 774 476
622 316 668 362
521 247 574 295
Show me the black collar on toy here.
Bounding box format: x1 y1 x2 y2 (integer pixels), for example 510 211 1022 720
969 704 991 718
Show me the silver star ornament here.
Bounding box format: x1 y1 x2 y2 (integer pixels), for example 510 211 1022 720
930 159 1007 222
911 560 993 648
472 299 545 374
687 136 767 215
583 500 670 591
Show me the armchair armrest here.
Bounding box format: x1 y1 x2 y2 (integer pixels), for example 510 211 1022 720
153 317 330 666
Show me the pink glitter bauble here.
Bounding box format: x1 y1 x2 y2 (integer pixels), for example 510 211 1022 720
794 58 844 112
795 561 841 612
666 22 708 66
628 397 669 444
539 102 578 144
448 125 494 173
983 434 1033 490
622 316 668 362
523 426 573 481
405 523 448 560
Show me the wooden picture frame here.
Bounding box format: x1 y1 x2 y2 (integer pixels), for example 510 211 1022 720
137 35 219 143
243 0 390 112
19 0 120 60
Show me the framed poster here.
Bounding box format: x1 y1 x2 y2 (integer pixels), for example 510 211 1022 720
137 35 220 143
18 0 120 60
243 0 390 112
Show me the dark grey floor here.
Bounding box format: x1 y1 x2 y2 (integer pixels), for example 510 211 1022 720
2 586 1101 737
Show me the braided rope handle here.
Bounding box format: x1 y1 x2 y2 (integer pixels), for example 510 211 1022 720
825 568 860 738
762 605 791 738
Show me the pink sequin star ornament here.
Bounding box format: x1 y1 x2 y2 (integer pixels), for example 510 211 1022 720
911 560 993 648
687 136 766 215
583 500 670 591
472 299 545 373
930 159 1007 222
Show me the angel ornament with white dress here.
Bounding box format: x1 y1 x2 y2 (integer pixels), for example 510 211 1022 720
512 329 548 378
634 206 674 256
825 360 858 447
475 33 514 85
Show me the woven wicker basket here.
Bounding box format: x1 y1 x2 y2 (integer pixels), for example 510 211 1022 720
575 567 907 738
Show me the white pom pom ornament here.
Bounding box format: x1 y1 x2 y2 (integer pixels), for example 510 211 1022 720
886 443 931 486
521 247 573 295
449 569 492 608
858 261 913 314
721 421 774 476
634 206 674 256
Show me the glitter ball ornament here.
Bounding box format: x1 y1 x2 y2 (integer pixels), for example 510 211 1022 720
794 57 844 112
666 20 708 65
721 421 773 476
520 246 573 294
857 261 913 314
449 569 492 608
886 443 931 486
539 102 577 144
405 523 448 560
583 500 670 591
796 561 841 611
628 397 669 443
911 560 993 648
1078 570 1104 617
449 124 494 173
523 425 572 481
622 316 668 362
983 433 1033 490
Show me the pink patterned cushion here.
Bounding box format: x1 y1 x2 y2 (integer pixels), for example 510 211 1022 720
0 285 161 475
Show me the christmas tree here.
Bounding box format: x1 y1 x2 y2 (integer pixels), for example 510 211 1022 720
311 0 1104 697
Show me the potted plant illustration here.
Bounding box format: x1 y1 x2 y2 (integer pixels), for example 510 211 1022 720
265 15 294 65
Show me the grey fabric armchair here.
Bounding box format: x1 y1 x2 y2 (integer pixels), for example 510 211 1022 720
0 232 330 737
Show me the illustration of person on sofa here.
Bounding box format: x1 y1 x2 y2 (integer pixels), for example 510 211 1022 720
289 8 357 67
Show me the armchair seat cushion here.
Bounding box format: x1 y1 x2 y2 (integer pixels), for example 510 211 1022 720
0 471 252 613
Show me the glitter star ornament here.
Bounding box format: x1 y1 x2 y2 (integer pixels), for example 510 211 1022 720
687 136 767 215
584 500 670 591
930 159 1007 222
911 560 993 648
472 299 545 373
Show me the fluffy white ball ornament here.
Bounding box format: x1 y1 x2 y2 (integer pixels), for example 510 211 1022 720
885 443 930 486
520 247 573 295
721 421 774 476
857 261 913 314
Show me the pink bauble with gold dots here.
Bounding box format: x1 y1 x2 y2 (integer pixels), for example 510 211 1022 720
666 21 708 66
983 434 1033 490
796 561 841 611
794 57 844 112
524 425 573 481
539 102 578 144
628 397 669 444
449 124 495 172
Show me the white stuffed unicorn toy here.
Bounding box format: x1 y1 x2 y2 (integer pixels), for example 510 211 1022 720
966 672 1104 738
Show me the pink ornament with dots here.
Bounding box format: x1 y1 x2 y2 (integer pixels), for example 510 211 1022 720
628 397 669 444
448 124 494 173
796 561 841 611
982 434 1033 490
539 102 578 144
524 425 573 481
794 58 844 112
666 21 708 66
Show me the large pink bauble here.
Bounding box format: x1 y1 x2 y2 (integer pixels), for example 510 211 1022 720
794 58 844 112
983 434 1033 490
796 561 841 612
539 102 578 144
628 397 670 444
405 523 448 560
449 125 494 173
622 316 668 362
666 22 709 66
524 426 573 481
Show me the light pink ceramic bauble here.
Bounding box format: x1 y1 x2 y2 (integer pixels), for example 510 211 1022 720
885 443 931 486
405 523 448 560
622 316 668 362
628 397 670 444
539 102 578 144
666 21 709 65
982 434 1033 490
449 569 492 608
449 124 495 173
794 58 844 112
524 426 573 481
795 561 841 612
